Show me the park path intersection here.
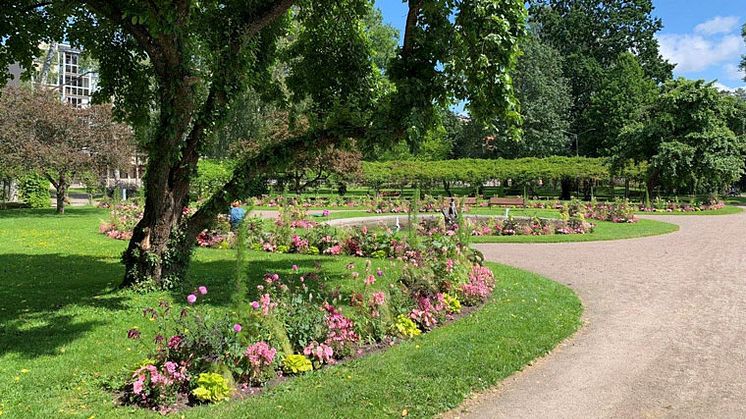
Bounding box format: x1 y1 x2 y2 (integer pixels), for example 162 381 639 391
447 211 746 418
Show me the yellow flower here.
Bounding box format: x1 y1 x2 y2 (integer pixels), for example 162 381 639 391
14 376 20 382
20 369 29 374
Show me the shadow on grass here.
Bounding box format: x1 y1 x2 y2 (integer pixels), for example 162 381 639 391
0 207 107 219
0 247 356 358
182 252 351 309
0 253 129 357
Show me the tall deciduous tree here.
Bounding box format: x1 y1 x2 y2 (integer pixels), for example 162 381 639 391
580 52 658 156
0 86 133 213
528 0 673 154
615 79 745 196
487 33 572 158
0 0 526 288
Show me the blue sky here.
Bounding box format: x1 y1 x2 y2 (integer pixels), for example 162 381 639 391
375 0 746 91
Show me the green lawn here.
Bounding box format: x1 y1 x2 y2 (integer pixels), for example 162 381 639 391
0 207 581 418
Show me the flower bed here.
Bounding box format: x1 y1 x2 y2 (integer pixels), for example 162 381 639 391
120 214 493 413
639 198 725 213
467 216 593 236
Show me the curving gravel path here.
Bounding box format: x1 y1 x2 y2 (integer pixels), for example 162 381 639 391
446 212 746 418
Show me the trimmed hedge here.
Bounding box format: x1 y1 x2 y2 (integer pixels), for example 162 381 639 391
361 157 618 188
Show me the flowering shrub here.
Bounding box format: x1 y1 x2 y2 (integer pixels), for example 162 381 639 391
459 265 496 305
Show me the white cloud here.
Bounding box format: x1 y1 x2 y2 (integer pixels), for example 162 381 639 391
724 63 745 81
694 16 740 35
658 33 744 72
712 81 746 92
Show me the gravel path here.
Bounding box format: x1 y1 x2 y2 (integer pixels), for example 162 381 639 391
445 212 746 418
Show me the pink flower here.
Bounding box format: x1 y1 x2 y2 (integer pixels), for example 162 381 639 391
233 323 242 333
364 275 376 286
292 264 299 272
245 341 277 371
198 286 208 295
132 378 144 395
250 301 260 310
304 342 335 365
371 291 385 306
186 294 197 304
167 335 182 349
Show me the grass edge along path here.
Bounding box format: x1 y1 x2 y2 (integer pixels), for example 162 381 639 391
470 219 679 244
185 263 582 418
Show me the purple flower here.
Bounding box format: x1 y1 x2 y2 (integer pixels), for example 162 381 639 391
198 286 208 295
376 268 383 277
187 294 197 304
127 328 141 339
233 323 242 333
251 301 260 310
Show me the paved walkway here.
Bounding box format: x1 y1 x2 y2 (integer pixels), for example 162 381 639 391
446 212 746 418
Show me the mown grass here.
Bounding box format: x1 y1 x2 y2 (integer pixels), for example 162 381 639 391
0 207 581 418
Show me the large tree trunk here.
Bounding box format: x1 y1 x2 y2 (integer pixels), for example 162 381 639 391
121 73 198 288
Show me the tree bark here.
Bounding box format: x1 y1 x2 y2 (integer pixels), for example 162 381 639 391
55 173 66 214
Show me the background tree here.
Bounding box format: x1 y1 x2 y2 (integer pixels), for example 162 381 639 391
0 0 526 288
580 52 658 156
485 33 572 158
615 79 745 196
528 0 673 155
0 86 133 213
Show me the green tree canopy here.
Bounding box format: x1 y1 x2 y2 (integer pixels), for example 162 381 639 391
616 79 745 195
528 0 673 155
580 52 658 157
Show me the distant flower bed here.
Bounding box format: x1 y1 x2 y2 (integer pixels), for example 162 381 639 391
639 198 725 213
468 216 593 236
120 210 493 413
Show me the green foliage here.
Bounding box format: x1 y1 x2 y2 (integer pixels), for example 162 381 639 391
394 314 421 338
580 52 658 156
282 354 313 374
483 32 572 158
361 157 611 188
18 173 49 209
529 0 673 154
191 372 232 403
193 159 235 202
616 79 746 194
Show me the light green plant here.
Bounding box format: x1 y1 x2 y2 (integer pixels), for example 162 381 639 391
191 372 232 403
282 354 313 374
442 293 462 314
394 314 421 338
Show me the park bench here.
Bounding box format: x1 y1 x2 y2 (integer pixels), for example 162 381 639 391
380 191 401 199
462 197 478 206
488 196 525 207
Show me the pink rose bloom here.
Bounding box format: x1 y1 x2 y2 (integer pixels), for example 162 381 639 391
233 323 242 333
198 286 208 295
292 264 299 272
364 275 376 286
186 294 197 304
251 301 260 310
